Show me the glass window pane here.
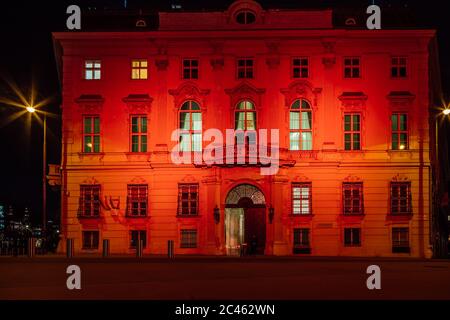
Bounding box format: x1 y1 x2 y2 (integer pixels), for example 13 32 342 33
192 112 202 130
301 132 312 150
180 113 190 130
392 114 398 131
290 132 300 150
93 136 100 152
84 118 92 134
84 136 92 152
301 112 312 130
290 112 300 130
400 115 407 131
94 118 100 134
141 117 147 133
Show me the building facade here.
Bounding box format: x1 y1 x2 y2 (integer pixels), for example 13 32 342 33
53 0 439 257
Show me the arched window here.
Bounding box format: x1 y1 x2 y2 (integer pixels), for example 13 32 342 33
235 100 256 130
289 99 312 151
179 100 202 152
235 10 256 25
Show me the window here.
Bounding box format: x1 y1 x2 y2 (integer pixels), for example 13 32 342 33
390 182 412 215
180 229 198 248
392 227 410 253
130 230 147 249
289 99 312 150
293 228 311 254
179 101 202 152
178 184 199 216
237 58 254 79
235 100 256 131
82 231 99 249
131 59 148 79
391 57 407 78
83 116 100 153
130 115 148 153
292 58 309 79
127 185 148 217
235 10 256 25
84 60 101 80
79 185 100 217
343 183 364 215
344 113 361 151
344 228 361 247
391 114 408 150
182 59 199 80
344 57 361 78
292 183 312 215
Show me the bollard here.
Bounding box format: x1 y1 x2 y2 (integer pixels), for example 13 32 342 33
102 239 110 258
136 239 143 258
28 238 36 258
168 240 174 258
66 238 74 258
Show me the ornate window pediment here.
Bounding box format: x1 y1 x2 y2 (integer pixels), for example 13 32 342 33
169 82 210 110
338 92 368 111
75 94 104 113
280 80 322 108
81 176 101 185
122 94 153 113
387 91 415 112
343 175 363 183
391 174 410 183
225 81 266 110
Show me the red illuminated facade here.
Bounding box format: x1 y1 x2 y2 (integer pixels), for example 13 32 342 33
53 0 440 257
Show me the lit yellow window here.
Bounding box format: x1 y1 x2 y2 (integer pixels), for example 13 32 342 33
131 59 148 79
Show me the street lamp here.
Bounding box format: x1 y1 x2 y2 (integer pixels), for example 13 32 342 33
26 106 47 235
434 107 450 258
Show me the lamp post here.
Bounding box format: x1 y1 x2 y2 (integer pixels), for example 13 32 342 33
26 107 47 235
434 108 450 258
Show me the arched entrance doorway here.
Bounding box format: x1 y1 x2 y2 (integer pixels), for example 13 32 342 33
225 184 266 256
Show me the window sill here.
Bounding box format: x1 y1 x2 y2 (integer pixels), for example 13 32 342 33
177 215 201 219
77 215 101 220
344 245 362 248
387 214 413 222
289 214 314 219
81 248 99 251
126 215 149 219
392 246 411 254
293 247 311 254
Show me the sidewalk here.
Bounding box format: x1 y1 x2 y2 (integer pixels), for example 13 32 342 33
1 253 449 263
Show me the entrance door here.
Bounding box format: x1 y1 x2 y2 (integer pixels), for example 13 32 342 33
245 208 266 255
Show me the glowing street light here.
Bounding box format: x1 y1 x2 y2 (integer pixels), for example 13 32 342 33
26 106 36 113
442 108 450 116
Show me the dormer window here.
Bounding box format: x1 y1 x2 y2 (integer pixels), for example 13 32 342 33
235 10 256 24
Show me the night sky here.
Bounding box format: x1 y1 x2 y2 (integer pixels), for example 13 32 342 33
0 0 449 225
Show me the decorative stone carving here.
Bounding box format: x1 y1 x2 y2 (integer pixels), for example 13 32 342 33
387 91 415 112
225 81 266 109
168 82 210 109
343 175 362 183
75 95 104 113
280 80 322 107
122 94 153 113
338 92 368 111
392 174 410 182
81 177 101 185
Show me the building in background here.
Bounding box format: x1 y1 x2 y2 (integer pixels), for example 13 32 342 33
53 0 441 257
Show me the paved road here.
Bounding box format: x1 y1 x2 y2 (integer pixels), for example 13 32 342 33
1 256 449 300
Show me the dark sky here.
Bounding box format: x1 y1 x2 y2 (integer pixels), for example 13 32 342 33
0 0 449 225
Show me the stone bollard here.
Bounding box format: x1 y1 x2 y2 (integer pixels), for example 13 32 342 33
168 240 174 259
66 238 74 258
102 239 110 258
136 239 143 258
28 238 36 258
